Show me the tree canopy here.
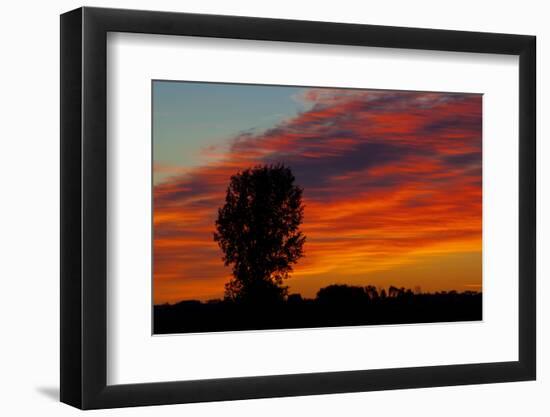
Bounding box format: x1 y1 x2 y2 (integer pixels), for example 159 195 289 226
214 164 305 304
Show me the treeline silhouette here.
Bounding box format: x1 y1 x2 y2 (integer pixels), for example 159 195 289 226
154 284 482 334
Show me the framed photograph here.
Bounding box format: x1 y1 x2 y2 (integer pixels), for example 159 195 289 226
60 6 536 409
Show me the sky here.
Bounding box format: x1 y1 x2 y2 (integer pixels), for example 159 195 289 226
152 80 482 304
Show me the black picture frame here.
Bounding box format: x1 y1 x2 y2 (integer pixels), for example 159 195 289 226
60 6 536 410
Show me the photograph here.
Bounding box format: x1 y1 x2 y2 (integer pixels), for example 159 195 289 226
152 81 483 334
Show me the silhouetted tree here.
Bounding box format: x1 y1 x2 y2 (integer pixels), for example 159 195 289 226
287 293 304 304
316 284 368 305
365 285 379 300
214 164 306 304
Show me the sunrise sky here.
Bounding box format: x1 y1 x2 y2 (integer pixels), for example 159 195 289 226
152 81 482 304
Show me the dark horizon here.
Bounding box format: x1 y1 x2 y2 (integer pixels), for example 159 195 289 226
154 283 480 306
154 283 482 334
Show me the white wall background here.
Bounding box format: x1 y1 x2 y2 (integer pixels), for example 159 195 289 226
0 0 546 415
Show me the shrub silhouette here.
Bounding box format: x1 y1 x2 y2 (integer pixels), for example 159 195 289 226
316 284 369 305
214 164 306 304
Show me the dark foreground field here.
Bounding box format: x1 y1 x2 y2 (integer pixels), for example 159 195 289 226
154 288 482 334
